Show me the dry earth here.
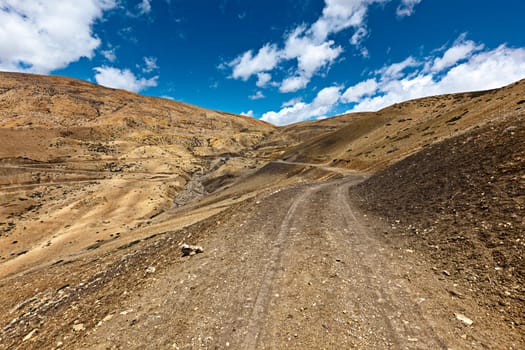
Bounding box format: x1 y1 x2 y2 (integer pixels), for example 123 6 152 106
0 72 523 349
352 112 525 330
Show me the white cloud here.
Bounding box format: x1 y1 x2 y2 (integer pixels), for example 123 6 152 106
241 110 254 117
377 56 419 79
341 78 378 103
360 47 370 58
0 0 117 74
262 86 342 125
101 48 117 62
396 0 422 18
249 91 265 100
281 27 343 92
229 44 281 81
142 56 159 73
256 72 272 87
262 35 525 125
94 66 158 92
138 0 152 15
282 97 303 108
227 0 388 92
345 41 525 112
430 34 484 72
314 85 342 106
430 45 525 92
350 27 368 46
309 0 387 43
280 75 310 93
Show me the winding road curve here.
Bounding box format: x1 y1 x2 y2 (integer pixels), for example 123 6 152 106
83 171 451 349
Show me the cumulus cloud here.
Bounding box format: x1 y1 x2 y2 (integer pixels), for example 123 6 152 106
429 34 484 72
227 0 387 92
240 110 254 117
396 0 422 17
280 75 310 93
249 91 265 100
282 97 303 108
341 78 378 103
94 66 158 92
344 38 525 112
261 35 525 125
261 86 342 125
377 56 419 79
0 0 116 74
308 0 388 43
280 27 343 92
256 72 272 87
229 44 280 81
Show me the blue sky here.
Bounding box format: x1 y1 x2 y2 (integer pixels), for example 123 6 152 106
1 0 525 125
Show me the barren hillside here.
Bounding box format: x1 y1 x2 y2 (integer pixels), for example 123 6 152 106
281 80 525 172
0 72 278 278
352 111 525 320
0 73 523 349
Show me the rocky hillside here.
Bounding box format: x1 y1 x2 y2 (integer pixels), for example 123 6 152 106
0 72 274 158
0 72 276 278
281 79 525 172
353 111 525 326
0 72 524 349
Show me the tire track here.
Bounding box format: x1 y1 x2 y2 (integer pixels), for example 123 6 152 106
334 181 448 349
241 183 326 349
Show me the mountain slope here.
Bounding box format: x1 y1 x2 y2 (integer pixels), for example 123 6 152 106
353 111 525 326
281 79 525 171
0 72 276 278
0 73 524 349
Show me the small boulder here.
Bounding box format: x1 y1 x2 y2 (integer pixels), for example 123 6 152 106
72 324 85 332
455 313 473 326
23 329 38 341
180 243 204 256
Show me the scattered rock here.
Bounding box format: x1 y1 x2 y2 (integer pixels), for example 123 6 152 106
105 161 124 172
455 313 473 326
180 243 204 256
448 289 464 299
22 329 38 341
97 314 114 327
72 323 85 332
145 266 156 274
503 126 517 134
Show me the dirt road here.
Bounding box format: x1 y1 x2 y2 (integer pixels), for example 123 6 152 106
57 173 516 350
